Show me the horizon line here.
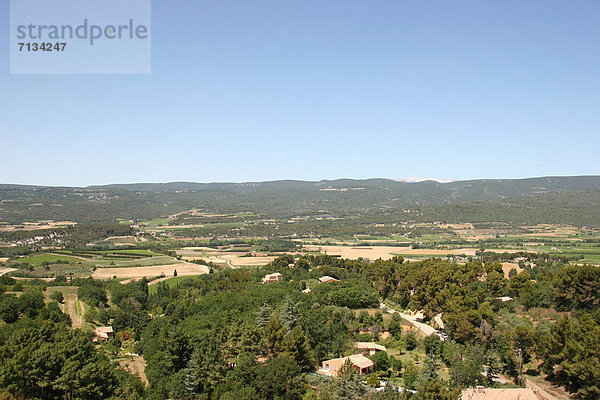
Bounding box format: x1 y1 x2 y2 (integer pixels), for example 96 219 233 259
2 174 600 189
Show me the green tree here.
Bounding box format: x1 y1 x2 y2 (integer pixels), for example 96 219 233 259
424 353 440 381
282 326 313 372
264 317 286 356
50 291 64 303
415 379 461 400
367 372 380 387
370 351 390 372
282 297 300 333
254 356 303 400
537 313 600 398
403 362 419 390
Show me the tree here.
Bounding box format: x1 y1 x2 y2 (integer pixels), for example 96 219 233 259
78 283 107 307
536 313 600 398
405 331 418 350
0 295 19 323
424 353 440 381
282 326 313 371
264 317 285 356
367 372 380 387
50 291 64 303
416 379 461 400
282 297 300 332
328 374 368 400
486 351 500 387
338 358 357 380
173 269 177 277
388 313 403 339
389 356 403 377
553 265 600 311
403 362 419 390
185 339 228 396
256 303 273 330
254 356 303 400
18 291 45 318
424 334 443 356
444 341 485 388
370 351 390 372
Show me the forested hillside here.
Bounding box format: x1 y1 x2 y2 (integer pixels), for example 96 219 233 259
1 176 600 226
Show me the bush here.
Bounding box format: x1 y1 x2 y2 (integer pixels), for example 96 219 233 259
50 291 64 303
405 331 418 351
78 283 107 307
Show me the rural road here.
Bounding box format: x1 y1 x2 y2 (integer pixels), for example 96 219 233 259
381 304 565 400
497 374 565 400
0 268 17 276
380 302 437 336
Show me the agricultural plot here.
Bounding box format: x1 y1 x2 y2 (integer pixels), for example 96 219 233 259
91 262 209 280
13 253 83 267
45 286 87 329
147 275 205 293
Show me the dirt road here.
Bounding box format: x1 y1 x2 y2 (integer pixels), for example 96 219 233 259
380 303 437 336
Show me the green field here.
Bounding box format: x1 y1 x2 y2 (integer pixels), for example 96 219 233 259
148 275 204 294
15 253 82 267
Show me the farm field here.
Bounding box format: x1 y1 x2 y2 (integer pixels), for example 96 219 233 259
300 245 518 260
147 275 205 293
45 286 87 329
91 262 209 279
14 253 83 267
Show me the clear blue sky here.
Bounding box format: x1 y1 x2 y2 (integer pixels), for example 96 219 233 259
1 0 599 186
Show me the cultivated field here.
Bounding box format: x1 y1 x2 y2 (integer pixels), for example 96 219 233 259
92 262 209 279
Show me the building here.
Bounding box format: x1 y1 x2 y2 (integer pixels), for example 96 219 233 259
462 387 538 400
318 276 338 283
93 326 114 342
261 272 283 284
317 354 374 377
354 342 387 356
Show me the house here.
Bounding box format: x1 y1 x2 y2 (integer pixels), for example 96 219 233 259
462 387 538 400
497 296 514 302
93 326 114 342
317 354 374 377
318 276 338 283
261 272 283 284
354 342 387 356
378 331 392 340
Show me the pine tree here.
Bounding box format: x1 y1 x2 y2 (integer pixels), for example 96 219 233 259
282 297 299 333
183 353 199 396
486 348 499 387
424 353 440 381
367 372 381 387
338 358 356 380
264 317 285 356
256 303 273 330
282 326 312 371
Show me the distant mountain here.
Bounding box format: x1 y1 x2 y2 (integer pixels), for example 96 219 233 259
1 176 599 226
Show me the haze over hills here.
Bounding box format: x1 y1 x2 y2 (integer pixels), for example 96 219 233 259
1 175 600 226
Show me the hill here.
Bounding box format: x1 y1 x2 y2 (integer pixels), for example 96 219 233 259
1 176 599 226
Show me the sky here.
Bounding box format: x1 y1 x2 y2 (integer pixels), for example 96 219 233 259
1 0 599 186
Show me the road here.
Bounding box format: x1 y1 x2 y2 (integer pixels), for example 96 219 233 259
0 268 17 276
380 302 437 336
380 304 566 400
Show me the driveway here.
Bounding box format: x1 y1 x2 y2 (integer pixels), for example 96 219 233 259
380 302 437 336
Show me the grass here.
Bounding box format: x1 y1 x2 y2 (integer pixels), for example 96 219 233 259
148 275 203 293
91 255 181 268
355 235 392 241
14 253 82 267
